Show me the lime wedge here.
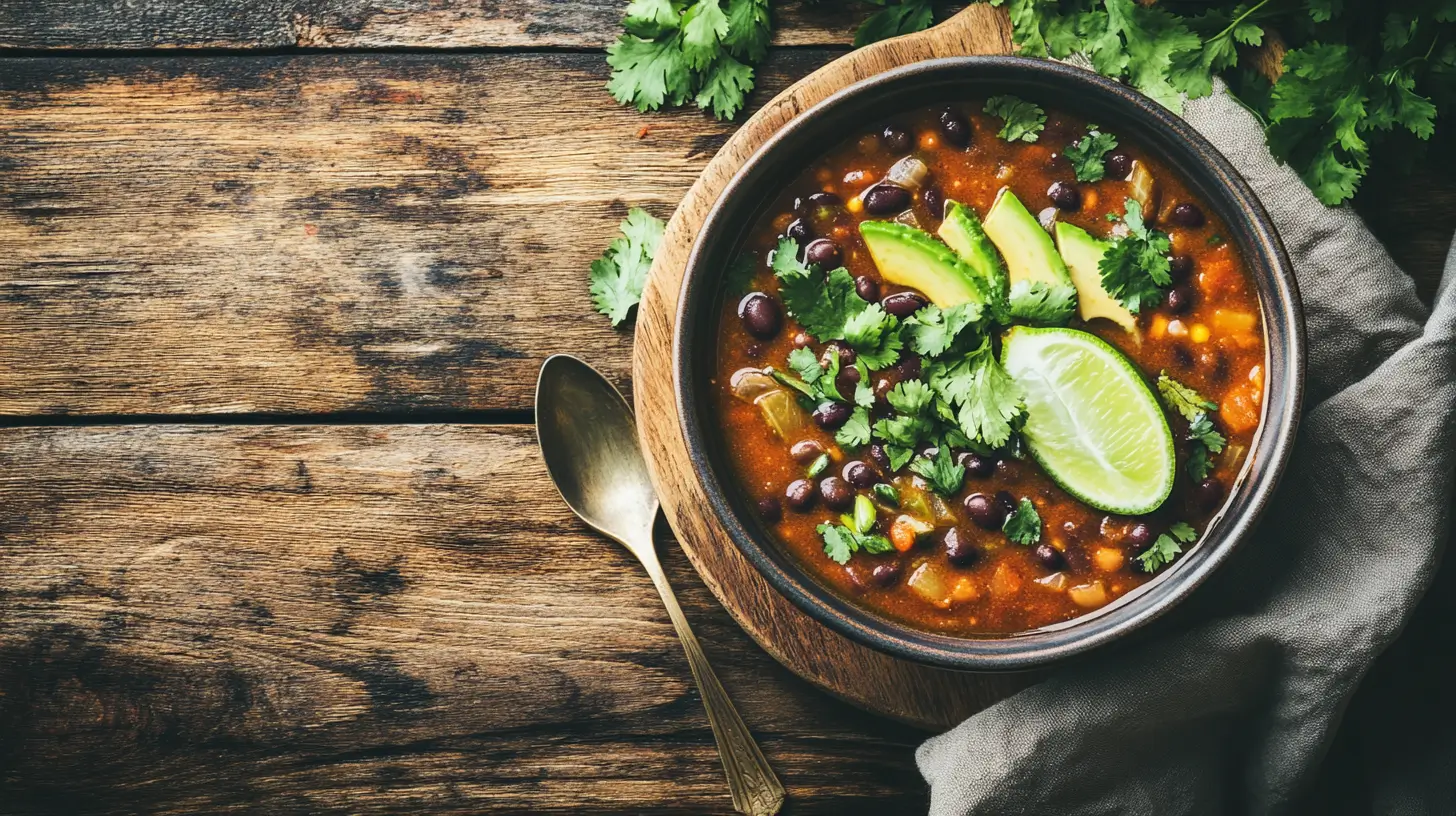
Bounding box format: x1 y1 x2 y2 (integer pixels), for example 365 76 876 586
1001 326 1174 514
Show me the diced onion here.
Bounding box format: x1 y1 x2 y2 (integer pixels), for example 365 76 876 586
906 561 951 608
893 209 921 229
730 368 778 403
885 156 929 189
1068 580 1110 608
1128 160 1159 217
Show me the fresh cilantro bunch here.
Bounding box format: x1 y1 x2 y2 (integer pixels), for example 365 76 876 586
1136 521 1198 572
1157 371 1227 481
1099 198 1172 313
855 0 936 47
991 0 1456 204
606 0 770 120
589 208 666 326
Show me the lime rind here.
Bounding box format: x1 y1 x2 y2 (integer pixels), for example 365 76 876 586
1001 326 1175 515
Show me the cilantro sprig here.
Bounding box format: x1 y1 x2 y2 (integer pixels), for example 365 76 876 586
909 445 966 496
773 239 903 370
1157 372 1227 481
925 335 1025 449
589 208 666 326
607 0 768 120
819 521 893 565
984 95 1047 142
1007 280 1077 326
1136 521 1198 573
1065 127 1119 182
1003 497 1042 545
1099 198 1172 314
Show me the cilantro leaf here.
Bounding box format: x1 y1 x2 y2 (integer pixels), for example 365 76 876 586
1007 280 1077 326
623 0 680 37
695 54 755 120
818 522 893 565
886 380 935 416
1104 0 1203 111
777 345 843 403
1065 128 1119 182
681 0 730 71
1188 412 1227 454
926 335 1025 448
1002 497 1042 545
774 242 902 369
902 303 984 357
1187 443 1214 481
855 0 935 47
1156 371 1218 421
1137 522 1198 573
722 0 770 63
909 446 966 496
606 33 693 113
589 208 665 325
1099 198 1172 314
985 95 1047 142
836 406 873 448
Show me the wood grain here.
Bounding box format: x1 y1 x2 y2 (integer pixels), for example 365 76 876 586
0 48 1447 418
0 423 930 814
633 5 1034 731
0 0 948 50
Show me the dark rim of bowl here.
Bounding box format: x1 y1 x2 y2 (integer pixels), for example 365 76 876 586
674 56 1305 672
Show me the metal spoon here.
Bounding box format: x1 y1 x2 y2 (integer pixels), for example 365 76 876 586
534 354 785 816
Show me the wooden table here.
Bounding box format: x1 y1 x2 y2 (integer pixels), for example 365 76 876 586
0 3 1449 813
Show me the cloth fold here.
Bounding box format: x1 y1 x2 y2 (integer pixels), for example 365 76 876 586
917 80 1456 815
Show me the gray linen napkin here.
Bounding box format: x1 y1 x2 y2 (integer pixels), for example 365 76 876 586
917 79 1456 815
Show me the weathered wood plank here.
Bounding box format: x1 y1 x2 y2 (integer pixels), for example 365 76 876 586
0 0 893 50
0 423 929 814
0 51 833 416
0 51 1447 418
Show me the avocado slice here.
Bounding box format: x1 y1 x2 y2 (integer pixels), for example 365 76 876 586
1054 222 1136 332
858 221 988 309
981 187 1073 289
937 200 1009 303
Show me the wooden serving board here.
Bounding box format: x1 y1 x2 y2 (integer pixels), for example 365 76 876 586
632 5 1034 731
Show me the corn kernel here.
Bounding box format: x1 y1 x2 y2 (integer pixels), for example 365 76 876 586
1083 189 1099 209
919 131 939 150
846 197 864 214
1167 319 1188 338
1190 323 1210 343
1093 547 1125 572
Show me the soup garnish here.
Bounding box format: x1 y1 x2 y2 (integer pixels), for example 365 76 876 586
714 98 1264 635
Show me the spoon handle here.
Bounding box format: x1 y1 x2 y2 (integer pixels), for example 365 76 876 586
638 545 786 816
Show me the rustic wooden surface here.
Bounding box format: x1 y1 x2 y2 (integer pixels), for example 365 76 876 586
0 1 1451 814
634 4 1031 731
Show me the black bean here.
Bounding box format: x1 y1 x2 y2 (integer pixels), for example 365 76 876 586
944 528 980 566
964 493 1006 530
958 452 996 478
822 342 856 368
855 275 881 302
939 109 971 148
737 292 781 339
882 125 911 152
881 291 928 318
792 331 813 349
813 401 852 430
868 443 892 473
1169 254 1194 282
806 191 842 209
790 439 826 464
1033 543 1065 570
843 460 878 489
788 218 815 244
1193 476 1224 512
922 185 945 220
806 238 842 268
1172 345 1195 369
819 476 855 510
785 479 816 511
835 364 861 395
1168 203 1205 228
1125 523 1152 549
897 354 922 381
1165 285 1194 314
870 561 903 587
1105 151 1133 180
995 490 1017 521
757 496 782 522
863 184 912 215
1047 181 1082 211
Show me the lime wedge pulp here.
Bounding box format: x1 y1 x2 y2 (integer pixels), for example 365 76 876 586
1001 326 1175 515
